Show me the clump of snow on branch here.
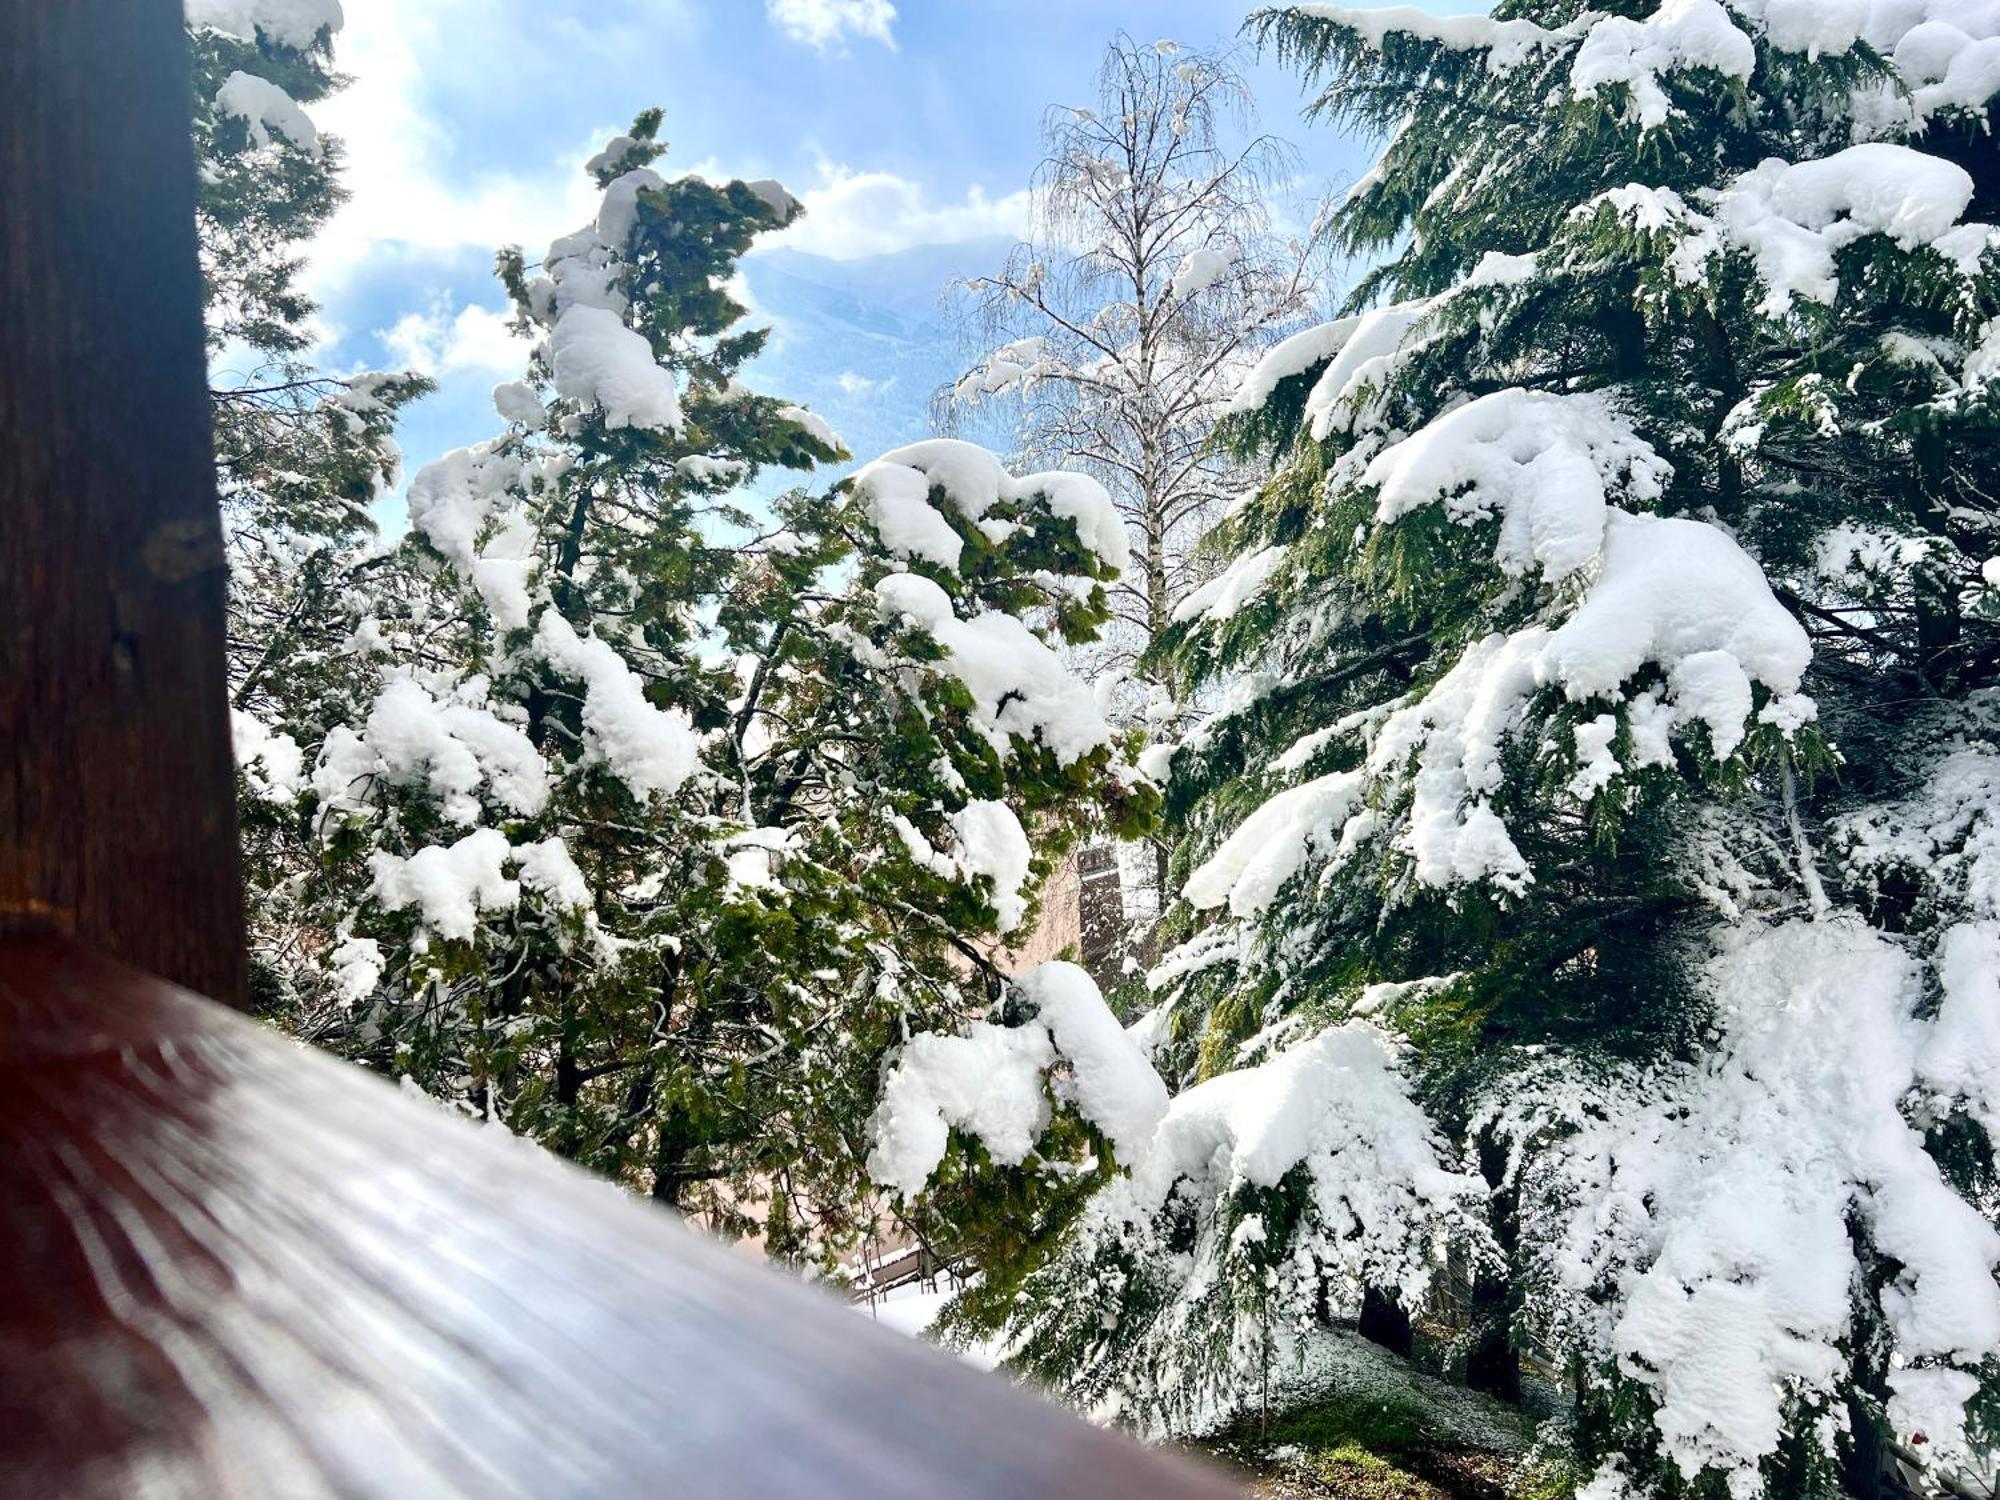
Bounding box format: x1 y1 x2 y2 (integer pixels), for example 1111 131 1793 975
889 799 1037 933
1699 146 1989 315
232 709 306 802
1038 1019 1493 1437
1228 263 1532 436
950 800 1034 933
874 572 1113 766
1570 0 1755 130
1187 390 1813 913
1486 920 2000 1486
867 961 1166 1195
1286 4 1582 73
1185 770 1365 918
368 828 590 942
1170 245 1237 301
551 304 684 434
852 438 1130 576
1171 544 1290 626
536 612 699 799
493 381 545 429
406 442 552 630
1365 389 1672 580
314 678 549 825
1019 962 1171 1163
1117 1023 1485 1305
215 71 320 152
328 935 383 1006
1292 1 2000 137
1585 147 1994 317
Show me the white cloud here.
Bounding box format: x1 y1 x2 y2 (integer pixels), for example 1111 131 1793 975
766 0 896 51
837 371 891 397
773 164 1031 259
305 2 605 302
380 301 534 376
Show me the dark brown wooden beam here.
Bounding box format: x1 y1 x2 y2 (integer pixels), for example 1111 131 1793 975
0 2 247 1002
0 935 1241 1499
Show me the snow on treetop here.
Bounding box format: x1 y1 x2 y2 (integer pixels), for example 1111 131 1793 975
1570 0 1756 130
852 438 1131 575
1284 4 1582 72
185 0 342 48
1297 0 2000 134
744 178 803 220
508 165 687 437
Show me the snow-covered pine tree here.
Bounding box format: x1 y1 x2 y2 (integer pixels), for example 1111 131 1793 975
945 35 1320 927
896 3 2000 1493
290 116 1151 1260
185 0 430 1012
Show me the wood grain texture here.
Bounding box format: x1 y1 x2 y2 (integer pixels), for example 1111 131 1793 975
0 2 246 1001
0 936 1241 1499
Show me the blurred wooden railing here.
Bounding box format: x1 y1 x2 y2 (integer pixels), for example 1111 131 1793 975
0 935 1234 1497
0 5 1236 1495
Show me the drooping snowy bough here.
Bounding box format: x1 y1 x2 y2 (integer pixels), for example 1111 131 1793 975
873 3 2000 1493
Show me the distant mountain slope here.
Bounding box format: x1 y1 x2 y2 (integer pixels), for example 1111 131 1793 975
739 236 1015 481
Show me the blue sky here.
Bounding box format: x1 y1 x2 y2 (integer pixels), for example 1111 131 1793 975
304 0 1487 504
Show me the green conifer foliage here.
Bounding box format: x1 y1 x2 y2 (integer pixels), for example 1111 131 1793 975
185 6 431 1015
978 5 2000 1492
274 117 1152 1266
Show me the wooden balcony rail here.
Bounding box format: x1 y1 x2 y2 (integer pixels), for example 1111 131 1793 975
0 936 1237 1497
0 5 1238 1494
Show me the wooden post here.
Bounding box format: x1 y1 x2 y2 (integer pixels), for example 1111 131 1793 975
0 1 247 1003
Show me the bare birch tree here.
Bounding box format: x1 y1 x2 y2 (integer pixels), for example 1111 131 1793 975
943 35 1320 916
